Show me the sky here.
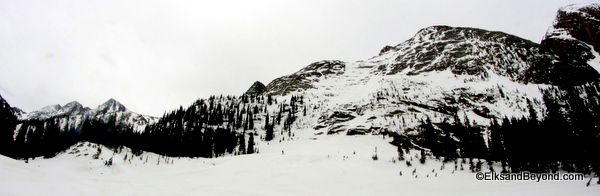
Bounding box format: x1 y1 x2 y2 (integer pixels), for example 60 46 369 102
0 0 598 117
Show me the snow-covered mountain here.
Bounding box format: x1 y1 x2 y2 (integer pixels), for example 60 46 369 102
258 23 598 136
18 98 157 133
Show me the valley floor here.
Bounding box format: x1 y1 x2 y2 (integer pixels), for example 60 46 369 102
1 131 598 196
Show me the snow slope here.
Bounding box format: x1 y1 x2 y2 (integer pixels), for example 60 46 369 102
1 130 598 196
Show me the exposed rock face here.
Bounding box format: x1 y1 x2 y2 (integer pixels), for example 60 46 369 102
262 60 346 96
56 101 90 117
542 3 600 70
24 104 61 120
244 81 266 96
375 25 598 85
94 98 127 114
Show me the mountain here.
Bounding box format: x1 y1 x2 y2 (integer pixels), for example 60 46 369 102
22 101 90 120
259 23 599 136
93 98 127 114
4 98 158 158
541 3 600 71
14 98 157 142
87 99 156 130
244 81 266 95
262 25 598 95
57 101 90 117
24 104 61 120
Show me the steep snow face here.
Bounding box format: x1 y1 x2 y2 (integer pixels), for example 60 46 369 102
542 3 600 71
292 62 547 135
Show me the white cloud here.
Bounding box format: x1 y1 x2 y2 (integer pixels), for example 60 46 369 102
0 0 597 116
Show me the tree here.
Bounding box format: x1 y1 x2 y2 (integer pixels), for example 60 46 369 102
0 95 18 158
420 149 426 164
238 131 246 154
265 117 274 141
247 134 255 154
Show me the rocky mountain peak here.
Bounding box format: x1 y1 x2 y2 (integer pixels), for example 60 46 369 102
541 3 600 70
262 60 346 96
95 98 127 114
25 104 61 120
370 25 598 85
245 81 266 96
56 101 89 117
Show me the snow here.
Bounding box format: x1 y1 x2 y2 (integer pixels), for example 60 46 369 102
1 131 598 195
560 3 600 14
584 41 600 72
24 104 61 120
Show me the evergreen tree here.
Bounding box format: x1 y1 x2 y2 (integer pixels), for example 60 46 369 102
247 134 255 154
265 116 274 141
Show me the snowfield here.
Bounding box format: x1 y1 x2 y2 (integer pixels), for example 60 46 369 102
1 129 598 196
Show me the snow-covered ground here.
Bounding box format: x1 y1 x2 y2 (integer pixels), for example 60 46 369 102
1 129 598 196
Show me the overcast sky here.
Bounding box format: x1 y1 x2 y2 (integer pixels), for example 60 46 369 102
0 0 597 116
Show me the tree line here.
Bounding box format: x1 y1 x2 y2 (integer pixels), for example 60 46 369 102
395 82 600 175
0 94 303 159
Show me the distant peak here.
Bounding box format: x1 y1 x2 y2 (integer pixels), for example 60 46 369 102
64 101 82 107
42 104 62 111
23 104 62 120
96 98 127 113
245 81 266 95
